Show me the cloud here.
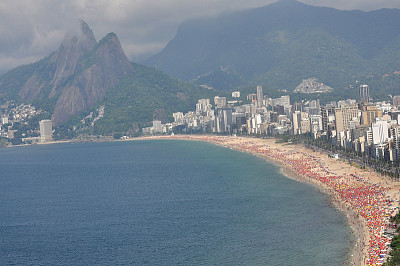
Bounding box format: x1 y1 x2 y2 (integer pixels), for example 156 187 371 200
303 0 400 10
0 0 81 73
0 0 399 74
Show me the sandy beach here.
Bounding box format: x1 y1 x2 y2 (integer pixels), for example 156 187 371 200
133 135 400 266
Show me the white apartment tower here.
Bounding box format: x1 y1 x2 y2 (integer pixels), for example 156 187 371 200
292 111 301 135
256 86 263 107
39 120 53 143
372 120 388 145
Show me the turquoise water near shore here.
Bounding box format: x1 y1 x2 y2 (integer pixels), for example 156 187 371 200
0 140 353 265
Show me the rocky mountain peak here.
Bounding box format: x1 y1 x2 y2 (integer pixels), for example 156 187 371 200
19 20 98 101
51 31 134 126
0 20 137 126
79 20 96 41
93 33 133 76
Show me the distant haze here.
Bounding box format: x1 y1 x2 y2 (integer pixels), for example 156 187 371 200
0 0 399 74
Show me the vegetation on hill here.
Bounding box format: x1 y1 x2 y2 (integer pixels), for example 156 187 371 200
51 63 217 138
145 0 400 97
93 63 215 135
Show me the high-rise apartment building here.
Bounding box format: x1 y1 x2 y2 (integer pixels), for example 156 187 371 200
292 111 301 135
214 96 227 109
393 95 400 107
300 118 311 134
247 94 257 103
173 112 184 124
372 120 389 145
321 105 336 132
152 120 162 133
310 115 323 134
196 99 211 114
360 104 382 126
256 86 263 107
39 120 53 143
334 104 359 134
359 84 370 103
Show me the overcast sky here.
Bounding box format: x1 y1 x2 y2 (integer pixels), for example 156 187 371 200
0 0 399 74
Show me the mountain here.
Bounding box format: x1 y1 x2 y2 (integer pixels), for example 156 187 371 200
51 32 134 126
19 21 98 102
144 0 400 94
90 62 214 135
0 20 134 126
0 21 210 130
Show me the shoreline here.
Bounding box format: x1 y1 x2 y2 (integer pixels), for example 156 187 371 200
5 134 399 265
279 166 367 265
132 135 400 266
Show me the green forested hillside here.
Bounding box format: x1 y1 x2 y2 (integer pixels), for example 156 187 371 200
145 0 400 95
92 63 215 135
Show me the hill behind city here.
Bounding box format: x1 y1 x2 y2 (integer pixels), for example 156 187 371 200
0 21 213 135
145 0 400 97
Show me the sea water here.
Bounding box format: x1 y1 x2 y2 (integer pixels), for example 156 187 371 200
0 140 353 265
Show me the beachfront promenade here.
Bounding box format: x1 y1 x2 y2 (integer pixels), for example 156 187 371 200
146 135 400 265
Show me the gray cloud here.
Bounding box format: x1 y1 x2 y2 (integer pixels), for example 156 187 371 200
0 0 399 74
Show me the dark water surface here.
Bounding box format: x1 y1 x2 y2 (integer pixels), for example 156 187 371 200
0 140 353 265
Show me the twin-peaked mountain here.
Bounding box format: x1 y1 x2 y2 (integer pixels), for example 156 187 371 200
51 31 134 126
0 21 208 129
0 21 133 126
145 0 400 95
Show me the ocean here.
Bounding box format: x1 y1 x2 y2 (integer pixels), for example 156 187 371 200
0 140 353 265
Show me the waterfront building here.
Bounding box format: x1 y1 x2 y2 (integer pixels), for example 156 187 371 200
372 120 389 145
196 99 211 114
360 104 383 127
301 117 311 134
390 126 400 160
153 120 163 133
321 105 336 132
334 104 359 135
292 111 301 135
366 129 373 145
39 120 53 142
173 112 184 124
310 115 323 133
373 143 387 159
222 108 233 133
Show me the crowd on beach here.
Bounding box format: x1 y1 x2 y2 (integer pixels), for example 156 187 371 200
161 135 399 265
